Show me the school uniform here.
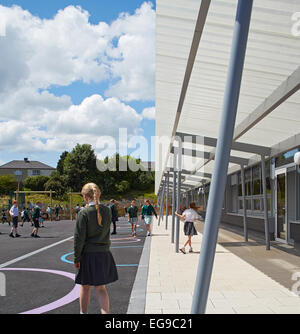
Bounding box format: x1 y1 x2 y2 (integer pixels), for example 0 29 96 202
9 205 19 228
110 204 118 234
141 204 157 225
74 203 118 286
128 205 138 224
32 206 41 228
182 208 198 236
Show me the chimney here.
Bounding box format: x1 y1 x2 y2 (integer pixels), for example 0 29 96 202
24 158 29 163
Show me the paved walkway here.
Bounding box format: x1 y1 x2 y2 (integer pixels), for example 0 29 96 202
144 216 300 314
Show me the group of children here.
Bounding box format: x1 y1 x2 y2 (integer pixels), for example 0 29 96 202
123 199 158 237
126 199 200 252
0 200 44 238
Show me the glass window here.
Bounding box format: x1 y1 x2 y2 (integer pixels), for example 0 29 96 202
245 168 252 196
238 172 242 197
253 165 261 195
253 198 261 211
32 170 41 176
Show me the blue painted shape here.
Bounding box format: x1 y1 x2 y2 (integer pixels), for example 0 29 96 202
60 251 139 267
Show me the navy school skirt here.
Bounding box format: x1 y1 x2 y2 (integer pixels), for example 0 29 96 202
184 221 198 236
75 251 118 286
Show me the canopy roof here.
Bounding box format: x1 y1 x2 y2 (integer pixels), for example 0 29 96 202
156 0 300 192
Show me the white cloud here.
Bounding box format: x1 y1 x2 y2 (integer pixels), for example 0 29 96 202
0 2 155 98
0 94 143 154
142 107 155 120
0 2 155 156
105 2 155 101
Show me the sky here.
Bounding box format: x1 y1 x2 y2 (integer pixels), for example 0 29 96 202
0 0 156 168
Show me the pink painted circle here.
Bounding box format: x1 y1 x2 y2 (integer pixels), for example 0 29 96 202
0 268 80 314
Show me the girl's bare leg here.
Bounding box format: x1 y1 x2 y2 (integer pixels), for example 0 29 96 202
80 285 91 314
94 285 110 314
184 236 192 248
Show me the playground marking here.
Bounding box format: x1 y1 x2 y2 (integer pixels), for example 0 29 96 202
0 268 80 314
0 236 74 269
60 252 139 267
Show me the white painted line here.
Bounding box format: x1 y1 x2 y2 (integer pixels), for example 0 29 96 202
0 236 74 269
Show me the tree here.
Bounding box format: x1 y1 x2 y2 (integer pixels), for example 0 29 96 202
57 151 69 175
0 175 17 195
64 144 99 191
23 175 50 191
115 180 130 194
44 171 66 198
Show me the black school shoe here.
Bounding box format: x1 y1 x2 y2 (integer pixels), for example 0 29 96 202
34 235 40 238
9 233 14 238
15 234 21 238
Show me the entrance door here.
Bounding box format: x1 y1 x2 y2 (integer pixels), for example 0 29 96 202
275 169 287 242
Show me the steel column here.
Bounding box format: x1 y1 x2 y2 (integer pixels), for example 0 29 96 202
175 142 182 253
158 181 166 226
261 155 270 250
171 151 177 244
191 0 253 314
165 172 170 229
241 165 248 242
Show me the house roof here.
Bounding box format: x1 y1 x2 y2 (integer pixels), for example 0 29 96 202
0 160 55 170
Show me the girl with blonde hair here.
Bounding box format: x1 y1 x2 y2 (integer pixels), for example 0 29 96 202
74 183 118 314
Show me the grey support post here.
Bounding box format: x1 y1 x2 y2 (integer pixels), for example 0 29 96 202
165 171 170 229
158 180 166 226
261 155 270 250
191 0 253 314
171 151 177 244
241 165 248 242
175 142 182 253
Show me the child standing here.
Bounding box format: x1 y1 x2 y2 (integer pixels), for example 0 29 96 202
128 200 139 237
31 202 41 238
74 183 118 314
109 199 118 235
1 209 9 225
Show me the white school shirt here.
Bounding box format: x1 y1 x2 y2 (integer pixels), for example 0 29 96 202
182 209 199 223
10 205 19 218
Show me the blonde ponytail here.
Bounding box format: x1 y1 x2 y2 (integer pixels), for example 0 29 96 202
93 185 102 227
81 183 102 227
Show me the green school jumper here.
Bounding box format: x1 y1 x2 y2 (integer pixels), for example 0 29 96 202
74 204 112 263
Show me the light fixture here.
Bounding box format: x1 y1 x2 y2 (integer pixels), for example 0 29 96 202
294 151 300 174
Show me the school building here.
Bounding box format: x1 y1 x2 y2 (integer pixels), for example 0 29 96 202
155 0 300 253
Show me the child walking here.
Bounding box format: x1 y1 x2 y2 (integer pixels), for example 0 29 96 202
9 200 21 238
141 199 157 237
175 202 199 254
74 183 118 314
127 200 139 237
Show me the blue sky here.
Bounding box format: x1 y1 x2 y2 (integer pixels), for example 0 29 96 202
0 0 155 23
0 0 156 168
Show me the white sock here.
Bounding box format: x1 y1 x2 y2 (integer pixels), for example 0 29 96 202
80 311 88 314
